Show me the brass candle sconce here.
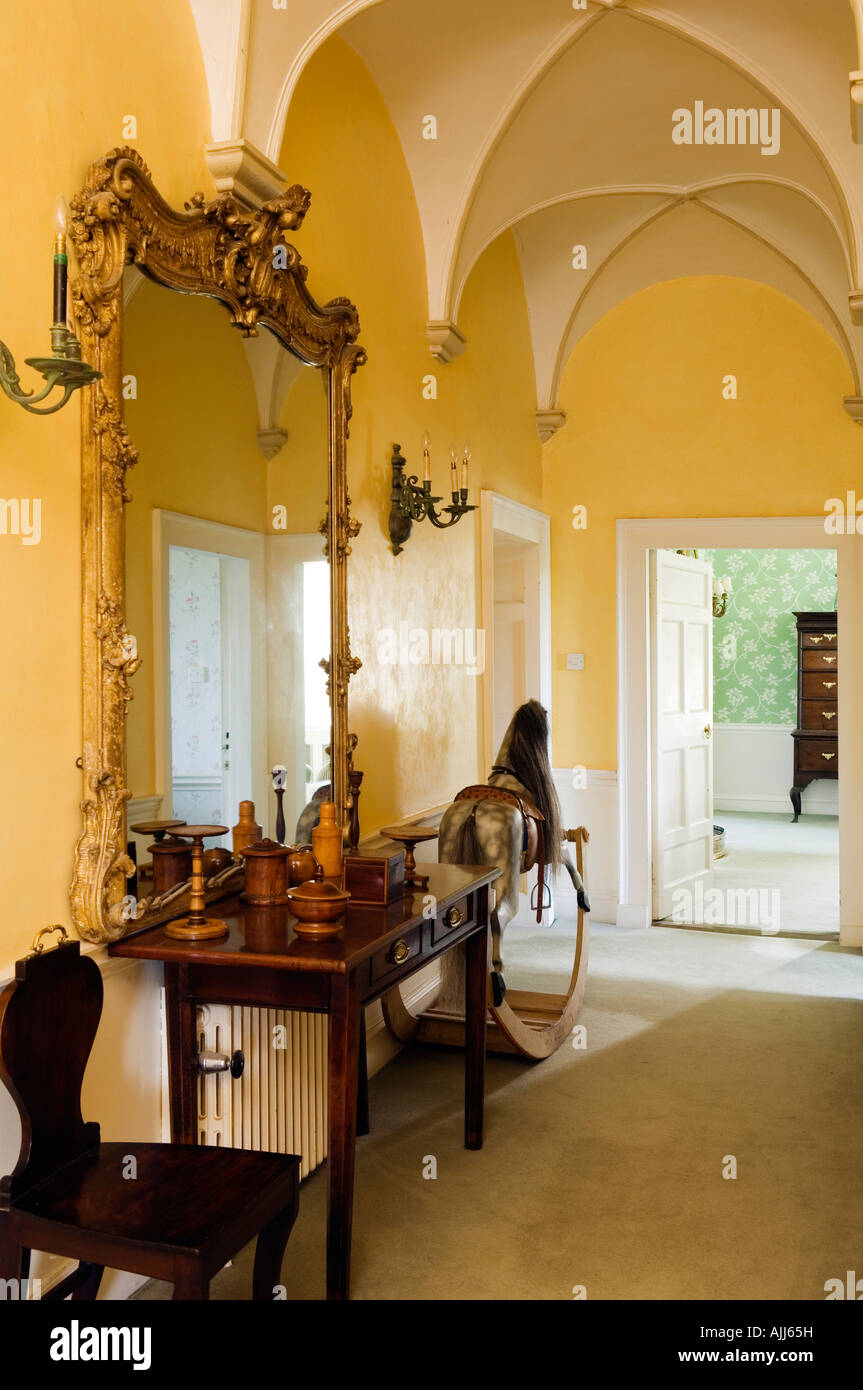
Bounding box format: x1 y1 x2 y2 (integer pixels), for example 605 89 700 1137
388 437 476 554
0 209 101 415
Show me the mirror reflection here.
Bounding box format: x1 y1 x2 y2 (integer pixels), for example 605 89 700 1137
122 272 330 894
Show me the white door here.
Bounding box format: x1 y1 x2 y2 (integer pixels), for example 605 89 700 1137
156 512 268 848
650 550 714 920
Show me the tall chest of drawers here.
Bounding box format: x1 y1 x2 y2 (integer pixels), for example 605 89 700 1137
790 610 838 821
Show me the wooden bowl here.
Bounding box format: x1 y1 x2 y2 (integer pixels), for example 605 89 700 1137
286 874 350 937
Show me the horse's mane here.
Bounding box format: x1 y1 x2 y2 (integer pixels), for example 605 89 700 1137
497 700 563 868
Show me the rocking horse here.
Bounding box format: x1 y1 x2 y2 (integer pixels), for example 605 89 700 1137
382 700 591 1061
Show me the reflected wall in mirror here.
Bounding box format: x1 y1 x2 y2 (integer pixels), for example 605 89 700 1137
124 277 330 876
69 148 365 943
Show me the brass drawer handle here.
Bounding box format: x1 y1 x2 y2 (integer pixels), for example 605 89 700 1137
388 938 410 965
822 681 836 689
822 711 836 720
445 906 463 929
822 655 837 664
822 633 835 641
810 635 822 643
821 752 836 761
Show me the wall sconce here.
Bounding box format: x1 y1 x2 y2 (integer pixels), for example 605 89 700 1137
389 436 476 554
712 575 732 618
0 205 101 415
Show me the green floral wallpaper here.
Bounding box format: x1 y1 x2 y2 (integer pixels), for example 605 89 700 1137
701 549 837 725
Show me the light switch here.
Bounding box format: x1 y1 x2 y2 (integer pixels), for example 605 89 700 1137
567 653 585 671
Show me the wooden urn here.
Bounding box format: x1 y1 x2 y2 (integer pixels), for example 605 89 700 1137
240 838 292 906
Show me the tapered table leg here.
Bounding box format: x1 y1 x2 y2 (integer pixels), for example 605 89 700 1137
357 1008 370 1137
326 969 361 1300
464 901 489 1150
164 964 197 1143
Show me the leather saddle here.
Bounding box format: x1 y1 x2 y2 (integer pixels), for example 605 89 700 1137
454 784 548 923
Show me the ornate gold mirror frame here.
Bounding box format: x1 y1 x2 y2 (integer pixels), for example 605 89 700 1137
68 148 365 944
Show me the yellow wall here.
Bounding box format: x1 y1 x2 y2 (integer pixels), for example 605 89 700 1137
279 38 542 827
124 281 267 796
0 0 212 958
544 276 861 770
269 364 331 534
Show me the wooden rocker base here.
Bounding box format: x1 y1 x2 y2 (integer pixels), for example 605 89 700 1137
382 911 589 1062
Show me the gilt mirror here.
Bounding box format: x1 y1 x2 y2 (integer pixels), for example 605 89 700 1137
68 149 365 943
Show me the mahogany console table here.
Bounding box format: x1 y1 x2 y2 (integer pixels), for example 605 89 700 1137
109 862 499 1300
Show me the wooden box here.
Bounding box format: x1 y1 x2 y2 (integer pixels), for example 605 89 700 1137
343 847 405 905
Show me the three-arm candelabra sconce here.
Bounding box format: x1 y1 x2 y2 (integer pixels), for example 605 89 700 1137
388 436 476 554
0 210 101 415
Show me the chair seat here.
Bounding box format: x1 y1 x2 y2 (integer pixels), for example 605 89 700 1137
11 1142 300 1258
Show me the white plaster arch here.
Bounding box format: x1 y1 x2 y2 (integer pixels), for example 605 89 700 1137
448 6 858 327
453 175 856 320
548 200 861 406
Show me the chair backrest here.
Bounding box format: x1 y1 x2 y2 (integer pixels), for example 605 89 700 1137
0 940 102 1205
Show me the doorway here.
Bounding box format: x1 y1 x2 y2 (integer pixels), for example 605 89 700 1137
617 519 851 941
154 511 268 847
480 491 551 772
649 544 839 938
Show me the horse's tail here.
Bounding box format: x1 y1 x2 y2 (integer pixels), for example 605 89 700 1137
444 802 484 867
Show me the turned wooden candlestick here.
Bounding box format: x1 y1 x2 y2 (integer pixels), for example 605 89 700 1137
379 825 439 890
164 826 230 941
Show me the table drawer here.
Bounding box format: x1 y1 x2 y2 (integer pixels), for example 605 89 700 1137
369 924 423 984
795 737 838 774
429 893 475 946
802 672 838 699
802 649 839 672
800 700 838 731
802 629 836 649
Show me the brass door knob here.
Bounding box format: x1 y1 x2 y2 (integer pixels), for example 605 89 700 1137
388 938 410 965
704 724 712 740
445 906 463 929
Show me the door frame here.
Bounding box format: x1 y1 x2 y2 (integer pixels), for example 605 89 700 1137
152 510 268 829
617 516 858 945
480 491 552 772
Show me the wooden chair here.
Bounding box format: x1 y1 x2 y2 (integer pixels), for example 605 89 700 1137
0 932 301 1301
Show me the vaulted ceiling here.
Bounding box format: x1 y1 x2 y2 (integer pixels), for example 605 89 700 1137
189 0 863 429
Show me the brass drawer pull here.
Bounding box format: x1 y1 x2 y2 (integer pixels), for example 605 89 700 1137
822 711 836 720
822 655 837 664
810 635 822 643
388 938 410 965
821 752 836 761
822 681 836 689
445 906 463 929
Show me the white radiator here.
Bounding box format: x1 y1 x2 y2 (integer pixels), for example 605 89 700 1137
196 1003 328 1178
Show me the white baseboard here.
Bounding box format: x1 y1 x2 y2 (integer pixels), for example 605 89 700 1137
616 902 651 928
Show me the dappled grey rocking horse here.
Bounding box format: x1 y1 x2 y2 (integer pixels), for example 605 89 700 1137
382 700 591 1060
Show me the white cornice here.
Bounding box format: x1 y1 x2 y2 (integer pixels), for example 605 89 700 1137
536 409 566 442
256 426 289 457
426 320 467 364
204 138 288 208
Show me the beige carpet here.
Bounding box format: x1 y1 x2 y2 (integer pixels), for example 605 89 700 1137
663 810 839 938
133 920 862 1301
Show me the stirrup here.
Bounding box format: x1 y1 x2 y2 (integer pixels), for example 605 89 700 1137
530 880 552 914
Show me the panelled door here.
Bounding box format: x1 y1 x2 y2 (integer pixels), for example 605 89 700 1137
650 550 714 920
